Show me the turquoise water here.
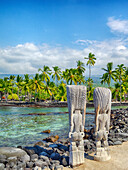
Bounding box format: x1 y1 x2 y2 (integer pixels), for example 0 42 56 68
0 106 127 147
0 107 95 147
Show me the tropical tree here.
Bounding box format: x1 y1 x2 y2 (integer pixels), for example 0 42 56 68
112 83 120 101
76 60 86 85
101 62 116 88
84 52 96 78
52 66 61 87
67 68 78 85
55 81 67 101
23 74 30 100
76 60 85 75
0 79 4 100
62 69 70 85
38 65 51 84
9 75 15 94
2 77 10 102
122 67 128 100
115 64 126 102
16 75 23 98
30 73 44 102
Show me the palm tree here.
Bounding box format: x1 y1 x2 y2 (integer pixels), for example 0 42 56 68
101 62 116 88
16 75 23 98
115 64 126 102
55 81 67 101
122 67 128 101
76 60 86 85
84 53 96 79
52 66 61 87
38 65 51 84
76 60 85 75
30 73 44 102
23 74 30 100
112 83 120 101
2 77 10 102
62 69 70 85
67 68 78 85
84 53 96 91
0 79 4 100
9 75 15 94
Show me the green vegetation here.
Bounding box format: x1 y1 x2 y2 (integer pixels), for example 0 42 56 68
0 53 128 102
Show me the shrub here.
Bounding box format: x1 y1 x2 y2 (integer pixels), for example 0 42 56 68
7 94 19 101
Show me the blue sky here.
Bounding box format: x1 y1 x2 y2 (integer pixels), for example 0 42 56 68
0 0 128 74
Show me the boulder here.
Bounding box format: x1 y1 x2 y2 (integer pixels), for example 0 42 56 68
61 156 69 166
42 129 51 134
49 144 58 149
0 163 5 170
114 141 122 145
43 135 59 143
50 153 61 160
0 147 30 163
34 141 45 147
39 151 50 157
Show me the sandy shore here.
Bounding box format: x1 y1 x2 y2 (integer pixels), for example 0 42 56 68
64 141 128 170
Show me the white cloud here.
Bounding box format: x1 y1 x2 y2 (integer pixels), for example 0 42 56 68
107 17 128 34
0 39 128 76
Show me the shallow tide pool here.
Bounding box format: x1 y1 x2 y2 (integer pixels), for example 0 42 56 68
0 106 127 147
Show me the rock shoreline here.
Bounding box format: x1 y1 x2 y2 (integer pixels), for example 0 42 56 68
0 101 128 108
0 108 128 170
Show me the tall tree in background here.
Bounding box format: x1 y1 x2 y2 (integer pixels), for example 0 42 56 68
16 75 23 98
38 65 51 84
84 53 96 80
101 62 116 88
76 60 86 84
52 66 61 87
84 53 96 98
115 64 126 103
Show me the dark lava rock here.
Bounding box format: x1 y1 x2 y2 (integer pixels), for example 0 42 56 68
50 153 61 160
58 144 68 152
24 146 37 155
49 144 58 149
45 148 54 155
39 151 50 158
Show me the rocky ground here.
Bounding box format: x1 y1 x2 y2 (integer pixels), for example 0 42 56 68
0 108 128 170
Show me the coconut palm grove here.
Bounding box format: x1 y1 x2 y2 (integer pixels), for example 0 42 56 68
0 53 128 103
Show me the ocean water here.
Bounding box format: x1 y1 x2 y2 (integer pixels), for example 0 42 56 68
0 107 95 147
0 105 127 147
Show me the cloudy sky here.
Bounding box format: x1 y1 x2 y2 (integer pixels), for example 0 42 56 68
0 0 128 75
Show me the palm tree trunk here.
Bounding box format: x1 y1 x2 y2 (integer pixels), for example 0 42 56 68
17 87 19 99
89 64 91 80
120 82 121 103
89 64 91 92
